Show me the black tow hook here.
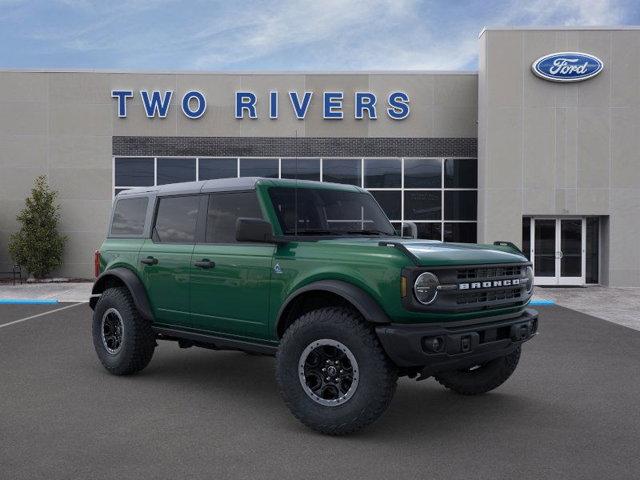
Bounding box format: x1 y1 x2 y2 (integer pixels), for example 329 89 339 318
511 322 531 341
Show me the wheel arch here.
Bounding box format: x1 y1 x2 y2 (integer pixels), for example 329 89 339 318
275 280 391 338
90 268 154 322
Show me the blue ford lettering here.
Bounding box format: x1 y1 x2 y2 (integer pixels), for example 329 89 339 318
235 92 257 119
323 92 344 119
532 52 603 82
182 90 206 119
289 91 313 119
112 90 411 120
140 90 173 118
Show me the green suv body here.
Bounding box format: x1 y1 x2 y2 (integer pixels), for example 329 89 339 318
91 177 537 435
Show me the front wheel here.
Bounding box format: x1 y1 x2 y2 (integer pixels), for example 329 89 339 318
434 347 521 395
276 308 398 435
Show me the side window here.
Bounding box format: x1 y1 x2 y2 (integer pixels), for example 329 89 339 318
153 195 200 243
206 192 263 243
110 197 148 236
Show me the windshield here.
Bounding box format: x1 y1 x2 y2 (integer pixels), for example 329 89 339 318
268 187 396 236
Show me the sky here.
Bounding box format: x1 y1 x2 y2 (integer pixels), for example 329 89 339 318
0 0 638 71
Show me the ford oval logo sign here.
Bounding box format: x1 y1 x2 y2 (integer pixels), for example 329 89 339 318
532 52 604 82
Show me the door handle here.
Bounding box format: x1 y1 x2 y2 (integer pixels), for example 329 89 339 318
194 259 215 269
140 256 158 265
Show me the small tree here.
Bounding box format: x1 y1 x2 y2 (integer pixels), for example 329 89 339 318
9 176 67 279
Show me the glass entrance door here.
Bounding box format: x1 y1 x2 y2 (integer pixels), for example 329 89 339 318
530 218 586 286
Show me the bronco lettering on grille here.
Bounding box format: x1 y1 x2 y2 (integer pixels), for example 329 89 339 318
458 279 520 290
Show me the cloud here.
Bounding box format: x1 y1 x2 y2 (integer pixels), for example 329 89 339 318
187 0 629 70
507 0 624 26
2 0 634 70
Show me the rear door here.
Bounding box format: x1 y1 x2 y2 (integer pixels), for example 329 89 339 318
190 191 275 338
139 194 200 327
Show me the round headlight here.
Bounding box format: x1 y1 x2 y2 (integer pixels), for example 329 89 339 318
525 266 534 294
414 272 439 305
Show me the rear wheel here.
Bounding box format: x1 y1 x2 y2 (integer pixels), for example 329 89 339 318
276 307 397 435
434 347 521 395
92 287 155 375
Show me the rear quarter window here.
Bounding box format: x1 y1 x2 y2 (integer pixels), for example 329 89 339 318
110 197 148 236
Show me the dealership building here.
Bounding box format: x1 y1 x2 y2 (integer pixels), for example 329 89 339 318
0 26 639 286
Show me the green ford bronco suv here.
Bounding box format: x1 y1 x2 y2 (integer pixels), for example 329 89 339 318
91 177 537 435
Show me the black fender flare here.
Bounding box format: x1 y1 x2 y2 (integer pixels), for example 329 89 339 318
276 280 391 335
90 268 154 321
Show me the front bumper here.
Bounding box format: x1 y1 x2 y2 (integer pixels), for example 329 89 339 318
376 309 538 372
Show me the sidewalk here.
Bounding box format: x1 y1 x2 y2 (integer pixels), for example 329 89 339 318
0 282 92 303
533 286 640 331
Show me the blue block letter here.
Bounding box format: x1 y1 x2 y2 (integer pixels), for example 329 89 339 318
323 92 343 119
289 91 313 119
140 90 173 118
182 90 207 119
387 91 410 120
355 92 377 119
269 91 278 119
112 90 133 118
235 92 257 119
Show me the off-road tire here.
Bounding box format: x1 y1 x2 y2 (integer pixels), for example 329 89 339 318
92 287 155 375
276 307 398 435
434 347 521 395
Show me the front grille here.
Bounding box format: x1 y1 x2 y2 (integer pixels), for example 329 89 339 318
457 287 523 305
457 265 523 280
404 262 531 312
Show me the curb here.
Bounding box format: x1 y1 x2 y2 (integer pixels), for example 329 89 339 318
530 299 555 306
0 299 59 305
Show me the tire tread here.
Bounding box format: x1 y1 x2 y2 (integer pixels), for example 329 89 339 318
276 307 397 435
92 287 155 376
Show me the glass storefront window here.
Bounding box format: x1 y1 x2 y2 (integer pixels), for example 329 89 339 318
444 222 477 243
157 158 196 185
240 158 278 178
586 217 599 284
281 158 320 181
364 158 401 188
114 156 478 243
444 191 477 220
404 191 441 220
322 158 361 186
370 191 401 220
444 158 477 188
416 222 442 240
404 158 441 188
115 158 154 186
522 217 531 260
199 158 237 180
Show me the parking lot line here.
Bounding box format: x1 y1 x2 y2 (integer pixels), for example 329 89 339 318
0 302 85 329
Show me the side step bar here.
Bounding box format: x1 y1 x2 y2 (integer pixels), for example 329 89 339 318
153 326 278 356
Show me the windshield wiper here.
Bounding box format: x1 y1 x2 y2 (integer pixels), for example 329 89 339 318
290 229 396 236
293 229 343 236
346 229 394 236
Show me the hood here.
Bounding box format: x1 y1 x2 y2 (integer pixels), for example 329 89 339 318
317 237 527 266
398 240 527 266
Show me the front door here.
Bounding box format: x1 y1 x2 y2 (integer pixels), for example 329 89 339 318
190 191 275 338
530 218 585 286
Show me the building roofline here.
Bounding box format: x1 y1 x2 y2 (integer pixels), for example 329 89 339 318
479 25 640 38
0 67 478 76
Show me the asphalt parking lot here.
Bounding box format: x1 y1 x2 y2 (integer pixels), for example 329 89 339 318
1 304 639 480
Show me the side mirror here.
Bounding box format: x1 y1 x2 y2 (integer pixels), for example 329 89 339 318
401 221 418 239
236 217 274 243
